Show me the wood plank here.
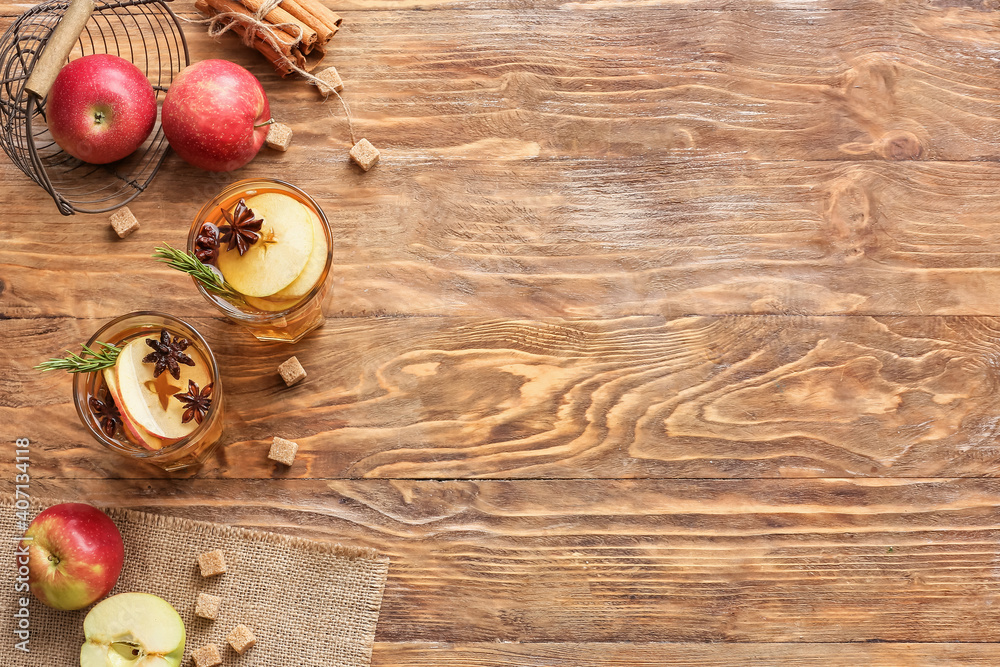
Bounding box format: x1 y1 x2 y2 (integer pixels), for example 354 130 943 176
0 1 973 17
371 642 1000 666
10 159 1000 319
17 478 1000 643
58 4 1000 164
6 0 1000 659
8 314 1000 480
182 5 1000 161
7 7 1000 317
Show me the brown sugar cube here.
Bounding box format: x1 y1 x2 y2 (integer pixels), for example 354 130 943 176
316 66 344 95
278 355 306 387
109 206 139 238
268 436 298 467
266 122 293 152
191 644 222 667
197 549 227 577
194 593 222 620
227 624 257 654
350 138 380 172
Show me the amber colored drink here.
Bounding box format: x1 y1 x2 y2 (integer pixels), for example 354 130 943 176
72 312 224 471
187 179 333 343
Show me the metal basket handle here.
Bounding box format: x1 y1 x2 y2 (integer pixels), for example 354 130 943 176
24 0 95 98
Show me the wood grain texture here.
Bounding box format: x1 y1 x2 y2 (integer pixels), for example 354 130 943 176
17 478 1000 643
188 5 1000 162
371 642 1000 666
8 314 1000 480
6 7 1000 317
5 1 994 15
5 0 1000 660
10 161 1000 319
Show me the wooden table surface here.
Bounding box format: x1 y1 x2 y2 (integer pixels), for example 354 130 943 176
4 0 1000 664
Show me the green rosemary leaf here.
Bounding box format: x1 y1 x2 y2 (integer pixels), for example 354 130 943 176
152 243 244 303
35 341 122 373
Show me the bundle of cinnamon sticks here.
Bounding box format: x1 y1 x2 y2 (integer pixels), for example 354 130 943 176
193 0 342 77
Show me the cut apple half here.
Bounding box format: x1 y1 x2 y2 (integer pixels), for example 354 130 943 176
81 592 185 667
217 192 314 298
113 336 212 442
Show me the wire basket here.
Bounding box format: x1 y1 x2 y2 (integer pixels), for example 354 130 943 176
0 0 189 215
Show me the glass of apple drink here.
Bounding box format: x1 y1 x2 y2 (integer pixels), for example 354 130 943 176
71 312 223 471
187 178 333 343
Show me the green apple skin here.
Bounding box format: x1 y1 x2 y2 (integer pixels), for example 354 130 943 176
21 503 124 611
81 592 185 667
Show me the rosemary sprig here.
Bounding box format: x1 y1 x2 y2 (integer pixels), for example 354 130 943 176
152 243 244 303
35 342 122 373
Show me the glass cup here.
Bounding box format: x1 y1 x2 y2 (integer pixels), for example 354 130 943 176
187 179 334 343
72 312 224 471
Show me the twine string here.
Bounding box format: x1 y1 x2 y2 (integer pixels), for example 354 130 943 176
180 3 355 144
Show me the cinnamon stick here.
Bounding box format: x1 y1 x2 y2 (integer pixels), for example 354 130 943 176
280 0 334 44
250 33 296 76
290 0 341 36
195 0 295 75
25 0 94 98
201 0 299 53
293 43 325 72
239 0 318 47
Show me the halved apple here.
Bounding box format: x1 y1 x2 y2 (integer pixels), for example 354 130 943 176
81 592 185 667
217 192 314 297
113 336 211 442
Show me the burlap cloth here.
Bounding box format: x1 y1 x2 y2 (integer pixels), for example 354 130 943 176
0 498 389 666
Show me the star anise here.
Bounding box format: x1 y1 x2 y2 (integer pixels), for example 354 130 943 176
142 329 196 380
174 379 213 424
194 223 220 263
89 389 121 438
218 199 263 256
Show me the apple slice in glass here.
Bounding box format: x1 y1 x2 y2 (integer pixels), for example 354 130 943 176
113 337 211 442
81 592 185 667
242 207 328 312
101 368 166 451
244 294 303 312
217 192 314 297
102 367 145 445
269 207 328 301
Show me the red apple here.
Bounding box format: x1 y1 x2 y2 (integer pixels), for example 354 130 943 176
161 59 271 172
20 503 125 611
46 54 157 164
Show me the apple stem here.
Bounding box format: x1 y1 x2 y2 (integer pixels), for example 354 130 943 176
254 118 277 129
